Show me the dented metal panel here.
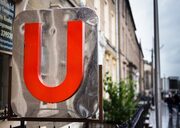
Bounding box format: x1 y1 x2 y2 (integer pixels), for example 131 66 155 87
11 7 98 119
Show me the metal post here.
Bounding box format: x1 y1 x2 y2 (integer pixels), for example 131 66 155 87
153 0 162 128
21 120 25 128
139 42 142 95
151 47 154 106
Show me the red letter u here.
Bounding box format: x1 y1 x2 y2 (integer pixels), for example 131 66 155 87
24 21 84 103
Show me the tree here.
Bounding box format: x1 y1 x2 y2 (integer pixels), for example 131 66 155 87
103 73 137 123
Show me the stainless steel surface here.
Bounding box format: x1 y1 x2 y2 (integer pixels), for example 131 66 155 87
11 8 98 119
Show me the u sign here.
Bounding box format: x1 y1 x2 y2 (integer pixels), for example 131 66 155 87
11 8 98 118
24 21 84 103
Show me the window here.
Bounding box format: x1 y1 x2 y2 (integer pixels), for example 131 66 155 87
112 59 117 82
104 0 109 39
105 53 110 73
123 66 126 79
125 10 128 25
122 0 125 17
125 34 127 55
122 27 124 51
111 13 116 47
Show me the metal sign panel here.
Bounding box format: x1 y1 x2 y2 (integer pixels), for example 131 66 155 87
11 8 99 119
0 0 15 54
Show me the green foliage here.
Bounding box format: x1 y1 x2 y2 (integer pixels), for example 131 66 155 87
103 73 137 123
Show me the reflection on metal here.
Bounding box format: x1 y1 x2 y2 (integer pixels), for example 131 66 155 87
11 8 99 119
24 21 84 103
49 3 63 8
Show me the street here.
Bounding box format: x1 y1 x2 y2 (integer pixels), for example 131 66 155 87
149 101 180 128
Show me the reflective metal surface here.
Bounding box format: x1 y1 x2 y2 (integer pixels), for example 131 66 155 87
11 8 98 118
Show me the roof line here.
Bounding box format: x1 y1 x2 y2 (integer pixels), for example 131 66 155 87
135 34 144 57
126 0 136 30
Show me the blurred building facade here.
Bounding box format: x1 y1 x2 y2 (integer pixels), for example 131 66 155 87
0 0 144 127
84 0 144 95
118 0 144 94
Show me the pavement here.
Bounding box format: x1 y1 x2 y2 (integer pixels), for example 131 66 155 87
149 101 180 128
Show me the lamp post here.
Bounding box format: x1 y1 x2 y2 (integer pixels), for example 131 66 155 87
153 0 162 128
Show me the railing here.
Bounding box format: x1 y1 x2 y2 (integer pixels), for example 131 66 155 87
0 102 150 128
129 103 150 128
86 103 150 128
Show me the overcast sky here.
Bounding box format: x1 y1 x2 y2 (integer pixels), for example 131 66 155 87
129 0 180 77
